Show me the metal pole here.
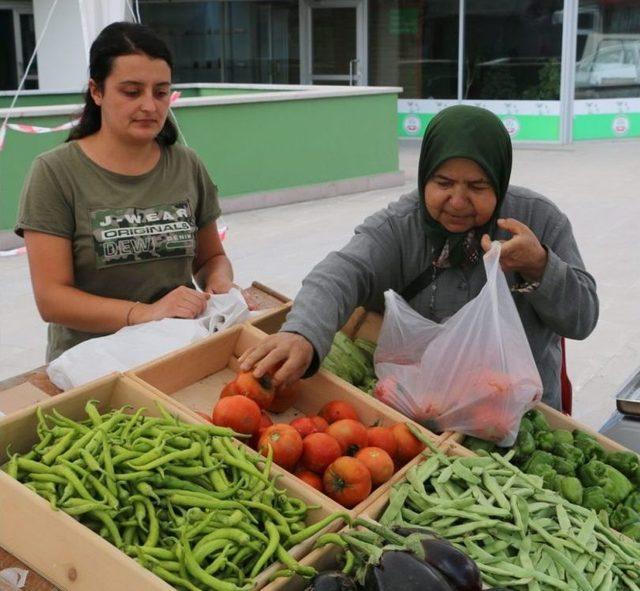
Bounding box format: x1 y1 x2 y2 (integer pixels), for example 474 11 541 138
457 0 465 102
559 0 578 144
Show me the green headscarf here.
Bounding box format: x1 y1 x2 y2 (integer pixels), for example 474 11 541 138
417 105 513 267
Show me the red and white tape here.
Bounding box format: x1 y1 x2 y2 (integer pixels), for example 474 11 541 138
0 91 182 151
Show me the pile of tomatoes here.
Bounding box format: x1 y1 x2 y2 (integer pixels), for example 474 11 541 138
205 371 426 508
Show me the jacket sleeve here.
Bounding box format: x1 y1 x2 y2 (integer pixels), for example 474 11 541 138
526 212 599 340
281 214 402 372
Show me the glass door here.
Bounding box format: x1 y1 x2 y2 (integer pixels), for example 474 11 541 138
301 0 367 86
0 2 36 90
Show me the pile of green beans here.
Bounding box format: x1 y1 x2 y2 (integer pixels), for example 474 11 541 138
377 428 640 590
2 401 348 591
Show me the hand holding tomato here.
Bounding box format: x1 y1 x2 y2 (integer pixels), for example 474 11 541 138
238 332 315 387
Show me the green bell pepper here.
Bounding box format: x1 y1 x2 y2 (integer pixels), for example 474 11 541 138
528 463 557 489
553 429 574 447
610 505 640 532
553 456 576 476
579 460 634 505
463 436 497 454
624 490 640 512
606 451 639 478
558 476 583 505
525 409 550 432
524 450 555 472
573 430 605 461
513 430 536 464
519 417 534 433
535 431 556 452
582 486 612 511
553 442 585 469
622 522 640 542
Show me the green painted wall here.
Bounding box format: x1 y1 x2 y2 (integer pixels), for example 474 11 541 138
0 94 83 108
397 113 560 142
573 113 640 140
0 92 398 231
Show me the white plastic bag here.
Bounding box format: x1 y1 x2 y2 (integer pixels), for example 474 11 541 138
47 288 252 390
374 242 542 446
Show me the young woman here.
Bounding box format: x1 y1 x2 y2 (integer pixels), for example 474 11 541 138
239 105 599 411
16 22 234 361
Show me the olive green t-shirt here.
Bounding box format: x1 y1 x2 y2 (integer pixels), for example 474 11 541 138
15 141 221 362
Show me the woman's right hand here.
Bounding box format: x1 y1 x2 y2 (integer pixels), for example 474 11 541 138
238 332 315 387
132 286 210 323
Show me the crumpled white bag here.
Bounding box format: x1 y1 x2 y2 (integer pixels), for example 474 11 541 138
48 288 251 390
0 568 28 588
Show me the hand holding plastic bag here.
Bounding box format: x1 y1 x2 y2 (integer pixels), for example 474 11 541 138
374 242 542 446
47 288 251 390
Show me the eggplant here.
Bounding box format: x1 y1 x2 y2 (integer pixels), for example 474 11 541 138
392 526 481 591
419 538 482 591
306 571 358 591
364 550 454 591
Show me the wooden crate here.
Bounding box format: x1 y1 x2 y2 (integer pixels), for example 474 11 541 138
261 439 469 591
0 374 342 591
447 401 638 455
127 324 443 516
246 282 292 333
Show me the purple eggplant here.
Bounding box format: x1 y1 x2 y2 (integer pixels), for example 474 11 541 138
364 550 454 591
419 538 482 591
306 571 358 591
391 526 481 591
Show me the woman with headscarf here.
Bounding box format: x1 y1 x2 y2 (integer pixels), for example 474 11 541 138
239 105 598 411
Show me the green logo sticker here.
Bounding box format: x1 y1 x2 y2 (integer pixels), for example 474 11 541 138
91 200 196 268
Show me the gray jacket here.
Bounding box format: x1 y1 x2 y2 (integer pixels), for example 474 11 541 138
282 186 599 410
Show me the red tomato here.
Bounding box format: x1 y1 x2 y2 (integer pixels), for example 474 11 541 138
234 372 275 410
355 447 395 487
258 424 303 471
366 426 398 460
301 432 342 474
295 468 324 492
220 381 240 398
392 423 425 466
319 400 360 424
268 381 300 413
211 395 261 436
326 419 368 456
290 417 322 439
249 411 274 448
323 456 372 508
308 415 330 432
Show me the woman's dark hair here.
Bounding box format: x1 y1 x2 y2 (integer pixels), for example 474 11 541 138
67 21 177 145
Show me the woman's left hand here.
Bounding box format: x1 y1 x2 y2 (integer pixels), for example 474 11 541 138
481 218 548 282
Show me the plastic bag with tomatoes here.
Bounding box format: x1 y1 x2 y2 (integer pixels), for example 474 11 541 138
373 242 542 446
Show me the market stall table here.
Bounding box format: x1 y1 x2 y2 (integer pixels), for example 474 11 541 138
0 282 290 591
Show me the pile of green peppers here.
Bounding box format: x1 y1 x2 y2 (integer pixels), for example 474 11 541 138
463 409 640 540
